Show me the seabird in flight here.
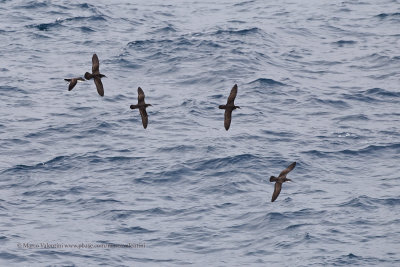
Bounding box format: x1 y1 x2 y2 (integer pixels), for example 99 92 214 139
270 162 296 202
219 84 240 130
130 87 152 129
84 53 106 96
64 77 85 91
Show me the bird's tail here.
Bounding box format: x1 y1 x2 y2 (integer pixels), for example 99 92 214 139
270 176 278 182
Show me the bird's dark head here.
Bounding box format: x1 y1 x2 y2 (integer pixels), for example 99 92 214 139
219 105 226 109
270 176 277 182
84 72 92 80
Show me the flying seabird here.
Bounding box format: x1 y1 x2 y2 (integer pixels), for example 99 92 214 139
219 84 240 130
130 87 152 129
270 162 296 202
64 77 85 91
84 53 106 96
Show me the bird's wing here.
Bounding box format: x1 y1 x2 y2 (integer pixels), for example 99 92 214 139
271 182 282 202
94 77 104 96
139 107 148 129
224 109 232 130
92 54 100 74
278 162 296 178
227 84 238 105
138 87 145 104
68 79 78 91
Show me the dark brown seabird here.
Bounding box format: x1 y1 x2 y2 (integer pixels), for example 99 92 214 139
130 87 152 129
270 162 296 202
84 53 106 96
64 77 85 91
219 84 240 130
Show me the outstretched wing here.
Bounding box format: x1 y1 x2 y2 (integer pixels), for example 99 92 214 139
278 162 296 178
138 87 145 104
94 77 104 96
139 107 148 129
271 182 282 202
92 54 100 74
224 109 232 130
68 79 78 91
227 84 238 105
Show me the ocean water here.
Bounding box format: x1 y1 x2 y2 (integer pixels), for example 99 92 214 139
1 0 400 266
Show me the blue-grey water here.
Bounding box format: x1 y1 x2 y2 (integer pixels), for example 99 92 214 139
1 0 400 266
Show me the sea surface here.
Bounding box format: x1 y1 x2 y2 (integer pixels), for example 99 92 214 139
1 0 400 266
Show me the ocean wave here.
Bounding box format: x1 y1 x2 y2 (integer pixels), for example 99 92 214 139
303 143 400 158
0 85 28 95
17 1 48 9
249 78 286 86
117 226 156 234
329 253 386 266
1 153 145 176
0 252 27 262
233 0 256 7
192 154 261 171
364 87 400 98
335 114 369 122
95 207 180 220
152 26 177 34
339 195 378 210
375 12 400 19
157 145 196 153
311 98 351 108
333 40 357 46
26 21 64 31
214 27 262 36
26 15 107 31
